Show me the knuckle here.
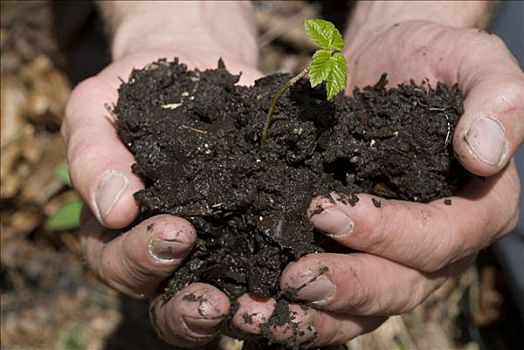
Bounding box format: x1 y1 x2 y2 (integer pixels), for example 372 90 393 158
402 280 432 313
121 232 155 276
420 233 457 272
343 256 372 313
498 79 524 110
465 28 506 51
66 136 101 191
483 32 507 51
66 135 92 164
351 210 389 254
66 134 110 184
502 206 520 237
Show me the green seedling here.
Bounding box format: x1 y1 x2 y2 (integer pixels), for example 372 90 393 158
261 19 348 146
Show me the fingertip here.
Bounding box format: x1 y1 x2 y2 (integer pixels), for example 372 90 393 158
150 215 196 244
176 284 230 317
150 284 229 347
146 215 196 261
232 294 275 335
307 193 356 238
91 170 142 229
173 283 230 335
307 195 330 219
454 115 509 176
280 256 320 291
454 72 524 176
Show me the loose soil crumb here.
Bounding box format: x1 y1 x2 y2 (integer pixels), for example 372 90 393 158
444 198 453 205
116 58 468 348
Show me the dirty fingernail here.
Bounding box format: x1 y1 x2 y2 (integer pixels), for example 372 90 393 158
310 206 353 236
94 171 128 222
150 238 191 260
465 117 507 166
296 275 335 304
182 315 224 334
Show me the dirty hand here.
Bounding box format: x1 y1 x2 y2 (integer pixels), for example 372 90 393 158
62 48 262 347
62 2 268 348
278 15 523 347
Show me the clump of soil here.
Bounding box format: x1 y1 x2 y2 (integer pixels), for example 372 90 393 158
116 58 466 346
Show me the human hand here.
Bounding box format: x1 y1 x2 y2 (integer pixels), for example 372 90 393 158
271 20 523 347
62 2 269 347
63 47 263 347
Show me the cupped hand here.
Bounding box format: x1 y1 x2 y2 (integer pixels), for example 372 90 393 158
256 21 522 348
63 49 263 347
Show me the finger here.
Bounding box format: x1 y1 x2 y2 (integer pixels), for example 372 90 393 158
308 165 519 272
281 253 474 316
80 210 196 299
452 30 524 176
150 283 230 347
232 294 385 347
63 75 143 229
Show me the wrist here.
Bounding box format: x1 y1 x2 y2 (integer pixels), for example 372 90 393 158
100 2 259 68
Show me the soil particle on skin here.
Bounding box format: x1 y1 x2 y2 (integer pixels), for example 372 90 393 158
372 198 382 208
444 198 452 205
181 293 206 303
242 312 255 325
261 299 317 350
116 58 468 348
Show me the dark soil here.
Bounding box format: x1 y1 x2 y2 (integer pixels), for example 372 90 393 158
116 58 467 348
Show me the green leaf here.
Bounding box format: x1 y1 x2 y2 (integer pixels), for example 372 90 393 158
309 51 347 100
325 52 347 100
46 198 83 231
55 162 72 187
304 19 344 51
309 50 332 87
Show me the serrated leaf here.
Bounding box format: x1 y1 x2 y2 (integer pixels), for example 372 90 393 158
308 51 347 100
55 162 72 187
325 52 347 100
309 50 332 87
304 19 344 51
46 198 83 231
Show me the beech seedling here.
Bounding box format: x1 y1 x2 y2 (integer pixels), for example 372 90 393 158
261 19 348 145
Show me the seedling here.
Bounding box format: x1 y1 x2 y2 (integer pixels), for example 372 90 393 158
260 19 348 146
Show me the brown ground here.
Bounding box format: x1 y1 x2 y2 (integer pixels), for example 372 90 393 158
1 1 521 350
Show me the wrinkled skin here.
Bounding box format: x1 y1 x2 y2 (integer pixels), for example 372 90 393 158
63 21 523 348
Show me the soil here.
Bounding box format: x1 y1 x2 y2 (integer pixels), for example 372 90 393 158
116 58 467 348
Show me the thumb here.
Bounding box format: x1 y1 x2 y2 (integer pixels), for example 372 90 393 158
453 32 524 176
63 75 143 229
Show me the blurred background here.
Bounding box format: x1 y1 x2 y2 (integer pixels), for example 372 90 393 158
1 1 523 349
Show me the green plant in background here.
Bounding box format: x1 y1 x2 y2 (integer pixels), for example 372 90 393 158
46 162 83 231
56 325 86 350
260 19 348 145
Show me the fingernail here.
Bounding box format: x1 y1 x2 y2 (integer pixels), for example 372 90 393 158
465 117 507 166
94 171 128 222
310 206 353 236
296 275 335 304
182 315 224 334
150 238 190 260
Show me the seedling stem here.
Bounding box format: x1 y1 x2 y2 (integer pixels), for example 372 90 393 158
261 68 308 146
260 19 348 147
